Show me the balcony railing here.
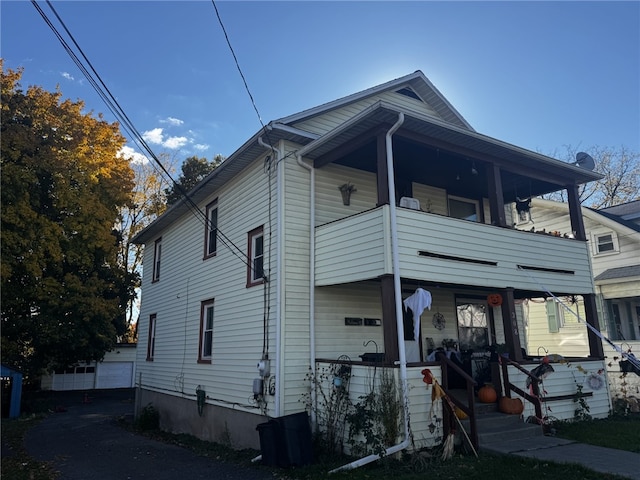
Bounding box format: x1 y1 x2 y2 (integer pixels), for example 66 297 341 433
315 205 593 293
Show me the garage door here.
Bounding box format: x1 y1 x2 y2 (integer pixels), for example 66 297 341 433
96 362 133 389
51 365 96 391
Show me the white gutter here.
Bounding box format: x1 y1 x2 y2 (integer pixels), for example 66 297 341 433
295 146 316 427
258 136 284 417
330 112 409 474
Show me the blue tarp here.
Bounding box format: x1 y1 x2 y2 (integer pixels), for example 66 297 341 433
1 364 23 418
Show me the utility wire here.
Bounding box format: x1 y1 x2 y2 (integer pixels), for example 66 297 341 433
210 0 274 149
33 0 254 271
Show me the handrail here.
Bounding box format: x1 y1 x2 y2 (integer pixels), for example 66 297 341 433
498 356 544 426
438 353 478 450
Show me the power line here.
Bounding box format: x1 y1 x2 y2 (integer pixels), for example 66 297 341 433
32 0 254 271
210 0 274 149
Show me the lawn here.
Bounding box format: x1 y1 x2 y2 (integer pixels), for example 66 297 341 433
553 414 640 453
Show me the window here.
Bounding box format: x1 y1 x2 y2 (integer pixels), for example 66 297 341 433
199 300 214 363
147 314 156 361
247 226 264 287
152 238 162 282
594 232 617 255
448 196 480 222
204 200 218 258
546 300 565 333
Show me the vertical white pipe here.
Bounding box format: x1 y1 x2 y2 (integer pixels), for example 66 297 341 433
296 152 316 426
330 112 408 474
385 113 410 444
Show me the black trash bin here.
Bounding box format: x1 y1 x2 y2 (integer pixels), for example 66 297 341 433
257 412 313 468
276 412 313 467
256 419 281 467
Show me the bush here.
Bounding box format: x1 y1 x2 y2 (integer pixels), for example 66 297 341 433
136 403 159 430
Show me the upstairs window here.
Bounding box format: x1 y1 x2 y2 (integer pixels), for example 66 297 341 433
152 238 162 282
247 226 264 287
546 299 565 333
204 200 218 258
594 232 618 255
199 300 214 363
146 314 156 361
448 196 480 222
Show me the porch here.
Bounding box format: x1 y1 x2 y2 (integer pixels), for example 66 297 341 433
312 355 611 455
315 204 593 294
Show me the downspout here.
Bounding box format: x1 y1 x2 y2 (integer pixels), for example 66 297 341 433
258 136 284 417
330 112 408 474
295 149 316 427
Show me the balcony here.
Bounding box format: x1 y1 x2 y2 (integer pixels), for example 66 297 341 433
315 205 593 294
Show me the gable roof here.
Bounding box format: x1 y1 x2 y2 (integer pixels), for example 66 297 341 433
132 73 602 244
532 198 640 236
599 200 640 221
275 70 474 131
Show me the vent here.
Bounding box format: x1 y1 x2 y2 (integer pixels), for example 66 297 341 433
518 265 575 275
418 250 497 266
395 87 421 101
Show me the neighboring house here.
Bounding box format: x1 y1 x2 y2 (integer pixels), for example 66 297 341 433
40 343 137 391
132 71 611 452
522 199 640 406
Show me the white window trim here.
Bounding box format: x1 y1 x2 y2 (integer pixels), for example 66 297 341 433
199 300 214 363
448 195 480 222
247 226 264 287
592 231 619 256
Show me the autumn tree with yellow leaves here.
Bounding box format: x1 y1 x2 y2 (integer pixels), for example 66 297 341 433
1 62 136 381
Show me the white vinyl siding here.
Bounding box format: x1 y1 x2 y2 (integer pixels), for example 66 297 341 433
136 154 278 415
292 91 440 137
315 205 594 293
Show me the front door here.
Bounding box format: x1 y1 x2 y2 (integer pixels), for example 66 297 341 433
456 298 492 384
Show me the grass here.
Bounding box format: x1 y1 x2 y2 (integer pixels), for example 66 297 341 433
3 406 638 480
553 414 640 453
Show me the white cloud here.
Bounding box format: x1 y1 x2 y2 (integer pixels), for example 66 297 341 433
61 72 74 81
161 116 184 126
164 136 188 149
193 143 210 151
142 128 164 145
117 146 149 165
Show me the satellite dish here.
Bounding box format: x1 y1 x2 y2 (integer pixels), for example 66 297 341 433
573 152 596 171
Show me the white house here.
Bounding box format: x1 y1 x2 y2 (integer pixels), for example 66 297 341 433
522 199 640 408
132 71 611 453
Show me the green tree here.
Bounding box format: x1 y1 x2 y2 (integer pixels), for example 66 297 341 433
1 62 136 381
165 154 223 205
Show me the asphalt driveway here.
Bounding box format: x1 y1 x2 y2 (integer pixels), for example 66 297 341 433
24 389 275 480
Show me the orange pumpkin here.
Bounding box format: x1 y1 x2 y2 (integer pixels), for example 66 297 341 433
487 293 503 307
499 396 524 415
478 384 498 403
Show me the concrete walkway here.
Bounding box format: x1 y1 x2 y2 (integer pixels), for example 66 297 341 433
484 435 640 479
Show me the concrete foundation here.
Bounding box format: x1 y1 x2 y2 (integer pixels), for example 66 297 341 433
135 388 266 450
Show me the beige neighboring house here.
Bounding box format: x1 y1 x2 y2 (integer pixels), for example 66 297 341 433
132 71 612 453
522 198 640 407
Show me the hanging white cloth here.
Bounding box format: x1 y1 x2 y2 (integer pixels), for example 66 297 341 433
403 288 432 343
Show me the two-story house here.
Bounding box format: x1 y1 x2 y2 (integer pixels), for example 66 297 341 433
132 71 612 453
523 198 640 408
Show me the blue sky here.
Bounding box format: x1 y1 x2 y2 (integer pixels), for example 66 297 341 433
2 1 639 165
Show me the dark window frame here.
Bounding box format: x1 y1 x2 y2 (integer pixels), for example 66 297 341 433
147 314 157 361
152 237 162 282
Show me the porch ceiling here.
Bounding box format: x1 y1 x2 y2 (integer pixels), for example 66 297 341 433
308 102 601 203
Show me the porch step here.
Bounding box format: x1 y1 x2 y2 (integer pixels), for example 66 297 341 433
474 412 543 445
